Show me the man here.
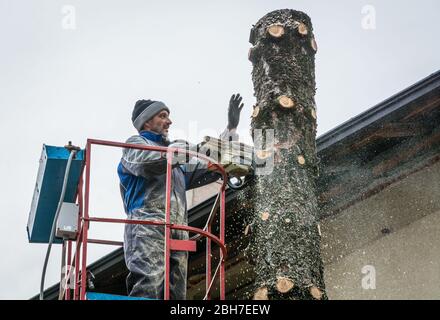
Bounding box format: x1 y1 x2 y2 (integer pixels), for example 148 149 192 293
117 94 244 299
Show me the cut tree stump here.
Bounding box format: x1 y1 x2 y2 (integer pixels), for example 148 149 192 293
247 9 327 300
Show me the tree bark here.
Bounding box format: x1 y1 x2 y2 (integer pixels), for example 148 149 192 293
246 9 327 300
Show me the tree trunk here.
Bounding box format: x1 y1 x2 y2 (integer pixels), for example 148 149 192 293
246 9 327 300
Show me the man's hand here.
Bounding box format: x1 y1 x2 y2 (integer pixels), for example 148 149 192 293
228 93 244 130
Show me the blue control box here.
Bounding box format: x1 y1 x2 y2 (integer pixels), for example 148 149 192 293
27 145 85 244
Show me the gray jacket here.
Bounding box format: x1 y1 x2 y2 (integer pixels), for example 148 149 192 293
117 129 236 224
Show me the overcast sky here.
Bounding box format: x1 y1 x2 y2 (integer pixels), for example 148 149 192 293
0 0 439 299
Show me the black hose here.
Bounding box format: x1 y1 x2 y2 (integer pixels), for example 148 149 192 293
40 150 76 300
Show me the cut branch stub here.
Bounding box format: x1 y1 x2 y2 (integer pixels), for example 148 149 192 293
276 277 294 293
310 108 317 120
311 38 318 52
252 105 260 118
253 287 269 300
267 24 285 38
256 149 272 160
310 286 323 300
297 155 306 165
297 22 308 36
278 95 295 109
261 212 270 221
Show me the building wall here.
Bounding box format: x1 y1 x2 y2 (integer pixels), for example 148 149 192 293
321 161 440 299
324 209 440 299
186 181 222 209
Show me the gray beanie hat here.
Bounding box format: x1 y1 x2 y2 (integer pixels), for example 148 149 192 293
132 99 170 132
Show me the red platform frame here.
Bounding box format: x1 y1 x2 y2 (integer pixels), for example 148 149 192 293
61 138 228 300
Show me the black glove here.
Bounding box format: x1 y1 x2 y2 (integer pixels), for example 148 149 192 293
228 93 244 130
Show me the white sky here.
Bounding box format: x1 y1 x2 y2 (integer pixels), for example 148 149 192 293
0 0 439 299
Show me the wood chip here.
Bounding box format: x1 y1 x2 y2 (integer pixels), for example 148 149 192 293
261 212 270 221
253 287 269 300
244 224 251 236
278 95 295 109
317 224 322 236
297 155 305 165
310 286 323 300
267 24 285 38
276 277 294 293
298 22 308 36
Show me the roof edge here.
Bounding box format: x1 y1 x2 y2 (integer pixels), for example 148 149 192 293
317 70 440 151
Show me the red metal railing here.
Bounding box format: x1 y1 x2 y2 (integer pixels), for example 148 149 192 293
62 138 228 300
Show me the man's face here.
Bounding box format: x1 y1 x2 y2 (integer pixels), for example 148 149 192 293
143 110 172 136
